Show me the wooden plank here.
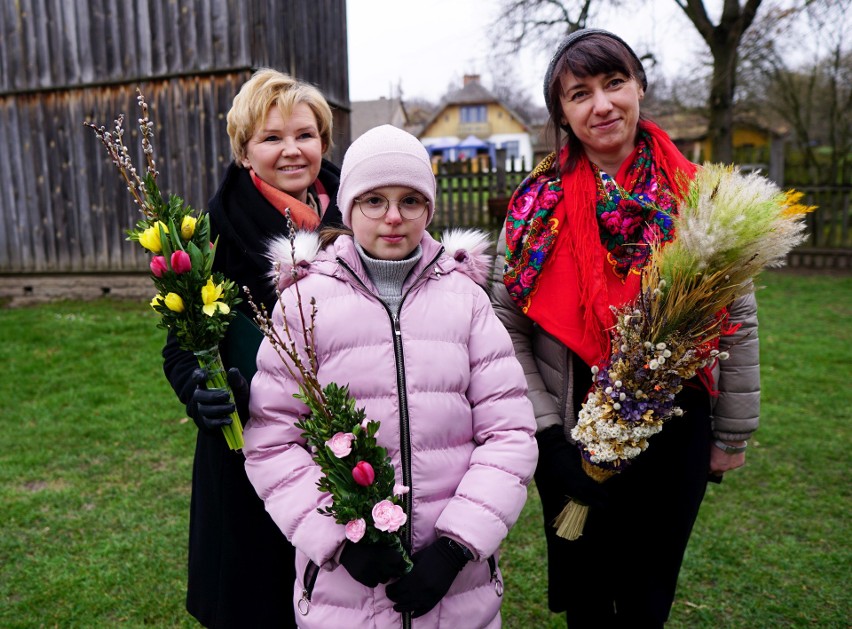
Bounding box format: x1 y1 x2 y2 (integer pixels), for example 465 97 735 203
0 98 22 269
134 0 153 76
68 95 97 269
43 93 69 270
44 0 64 85
194 0 212 68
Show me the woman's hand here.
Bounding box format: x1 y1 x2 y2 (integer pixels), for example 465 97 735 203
709 442 747 475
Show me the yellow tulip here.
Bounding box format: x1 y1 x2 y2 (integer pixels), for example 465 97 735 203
139 221 169 253
181 215 197 240
164 292 185 312
201 278 230 317
150 295 163 310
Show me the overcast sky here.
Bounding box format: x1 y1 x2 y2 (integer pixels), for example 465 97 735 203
345 0 709 106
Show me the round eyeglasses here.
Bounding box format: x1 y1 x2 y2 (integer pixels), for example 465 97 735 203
355 193 429 220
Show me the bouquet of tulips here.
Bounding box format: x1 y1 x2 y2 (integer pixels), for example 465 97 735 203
85 91 243 449
554 163 817 540
248 225 411 563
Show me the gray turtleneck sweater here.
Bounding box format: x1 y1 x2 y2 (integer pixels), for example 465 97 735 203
355 243 423 315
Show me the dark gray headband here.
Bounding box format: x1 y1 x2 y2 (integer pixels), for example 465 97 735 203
543 28 648 117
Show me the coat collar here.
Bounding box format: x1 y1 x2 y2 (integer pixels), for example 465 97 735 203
266 229 494 293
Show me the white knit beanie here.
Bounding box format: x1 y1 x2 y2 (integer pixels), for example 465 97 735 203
337 125 436 227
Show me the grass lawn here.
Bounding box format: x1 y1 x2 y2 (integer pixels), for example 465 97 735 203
0 270 849 627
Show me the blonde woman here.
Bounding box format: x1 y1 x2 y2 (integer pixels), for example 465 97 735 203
162 68 342 628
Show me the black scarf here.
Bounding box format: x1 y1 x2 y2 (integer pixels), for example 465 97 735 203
207 160 342 316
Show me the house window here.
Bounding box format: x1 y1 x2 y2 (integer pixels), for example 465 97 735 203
501 141 520 160
460 105 487 123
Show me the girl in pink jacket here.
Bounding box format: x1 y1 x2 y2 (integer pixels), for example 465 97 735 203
244 125 538 628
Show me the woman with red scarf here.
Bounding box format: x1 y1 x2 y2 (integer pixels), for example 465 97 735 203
491 30 760 627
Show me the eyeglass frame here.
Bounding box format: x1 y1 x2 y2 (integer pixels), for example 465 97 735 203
354 192 430 221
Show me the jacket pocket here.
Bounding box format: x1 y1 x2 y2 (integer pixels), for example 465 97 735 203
297 560 320 616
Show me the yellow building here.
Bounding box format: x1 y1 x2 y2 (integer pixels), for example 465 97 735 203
418 75 533 170
653 112 788 182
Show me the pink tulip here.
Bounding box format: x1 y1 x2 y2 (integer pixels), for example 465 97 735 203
351 461 375 487
171 250 192 274
150 256 168 277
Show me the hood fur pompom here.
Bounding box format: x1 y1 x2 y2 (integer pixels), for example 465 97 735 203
440 229 494 286
265 231 322 290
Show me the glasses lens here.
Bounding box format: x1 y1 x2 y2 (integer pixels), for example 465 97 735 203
398 195 428 220
357 194 389 218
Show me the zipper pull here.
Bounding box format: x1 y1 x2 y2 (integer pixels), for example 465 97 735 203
492 569 504 597
393 313 402 337
297 589 310 615
488 556 504 597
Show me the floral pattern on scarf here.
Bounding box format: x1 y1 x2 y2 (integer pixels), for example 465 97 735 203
594 139 678 279
503 153 563 309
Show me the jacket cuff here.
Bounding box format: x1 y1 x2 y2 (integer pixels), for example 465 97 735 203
712 430 753 442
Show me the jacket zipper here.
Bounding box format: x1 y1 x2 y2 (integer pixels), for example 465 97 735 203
338 250 443 629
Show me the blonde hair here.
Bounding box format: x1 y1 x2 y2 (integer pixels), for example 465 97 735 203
227 68 334 164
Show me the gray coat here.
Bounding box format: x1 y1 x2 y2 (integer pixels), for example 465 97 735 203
490 228 760 443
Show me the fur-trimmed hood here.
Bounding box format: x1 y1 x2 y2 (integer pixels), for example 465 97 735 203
265 229 494 292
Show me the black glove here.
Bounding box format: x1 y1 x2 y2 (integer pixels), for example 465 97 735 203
339 541 409 588
187 367 249 432
386 537 468 617
536 425 609 508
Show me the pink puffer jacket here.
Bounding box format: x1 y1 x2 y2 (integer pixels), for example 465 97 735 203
244 230 537 629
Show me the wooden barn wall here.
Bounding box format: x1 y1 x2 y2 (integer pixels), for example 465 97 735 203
0 0 350 274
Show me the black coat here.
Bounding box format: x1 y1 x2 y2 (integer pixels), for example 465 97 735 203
163 160 342 629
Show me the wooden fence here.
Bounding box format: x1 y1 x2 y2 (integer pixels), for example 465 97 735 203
430 150 529 233
786 185 852 270
432 162 852 270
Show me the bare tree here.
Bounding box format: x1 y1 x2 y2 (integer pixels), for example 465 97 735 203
741 0 852 184
486 61 549 124
673 0 766 162
492 0 597 54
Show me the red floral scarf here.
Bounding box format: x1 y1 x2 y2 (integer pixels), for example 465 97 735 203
503 120 697 366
